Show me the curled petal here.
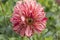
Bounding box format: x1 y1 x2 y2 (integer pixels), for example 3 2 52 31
20 28 26 37
25 26 32 37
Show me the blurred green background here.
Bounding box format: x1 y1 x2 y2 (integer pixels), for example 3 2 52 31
0 0 60 40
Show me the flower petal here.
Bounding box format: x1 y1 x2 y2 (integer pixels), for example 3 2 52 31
25 26 32 37
20 28 26 37
33 22 45 33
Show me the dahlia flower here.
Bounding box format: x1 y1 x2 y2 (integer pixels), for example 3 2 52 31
10 0 47 37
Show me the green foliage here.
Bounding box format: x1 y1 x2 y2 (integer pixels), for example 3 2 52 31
0 0 60 40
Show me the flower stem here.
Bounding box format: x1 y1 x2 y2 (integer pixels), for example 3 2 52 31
29 38 31 40
21 37 24 40
28 37 32 40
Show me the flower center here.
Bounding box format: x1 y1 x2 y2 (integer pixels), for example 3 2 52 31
26 18 33 25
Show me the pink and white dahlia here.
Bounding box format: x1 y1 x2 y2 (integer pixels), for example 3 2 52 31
10 0 47 37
